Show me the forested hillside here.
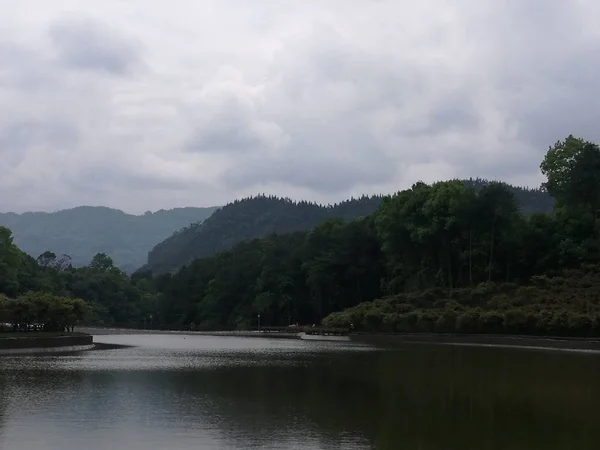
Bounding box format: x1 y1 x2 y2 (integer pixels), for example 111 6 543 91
0 206 217 272
143 195 384 274
151 135 600 334
143 184 552 275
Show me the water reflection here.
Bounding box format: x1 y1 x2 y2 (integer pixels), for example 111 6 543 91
1 335 600 449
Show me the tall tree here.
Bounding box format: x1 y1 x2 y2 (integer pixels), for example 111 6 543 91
0 227 23 297
541 135 600 219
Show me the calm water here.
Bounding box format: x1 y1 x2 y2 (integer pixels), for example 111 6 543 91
1 334 600 450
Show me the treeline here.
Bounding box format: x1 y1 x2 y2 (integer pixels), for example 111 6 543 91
143 185 552 275
149 218 384 326
462 178 554 215
150 135 600 333
143 195 385 274
1 135 597 336
0 292 87 332
0 227 158 329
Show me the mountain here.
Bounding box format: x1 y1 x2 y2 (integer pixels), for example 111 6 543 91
142 195 384 274
0 206 218 272
142 183 553 275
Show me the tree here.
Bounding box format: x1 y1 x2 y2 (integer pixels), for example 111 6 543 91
90 253 115 271
9 292 89 332
541 135 600 259
541 135 600 222
0 294 11 330
0 227 23 297
476 183 519 282
55 254 73 271
37 251 57 268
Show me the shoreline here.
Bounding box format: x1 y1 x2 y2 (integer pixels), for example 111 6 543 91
82 326 600 351
0 333 94 356
4 328 600 353
350 333 600 352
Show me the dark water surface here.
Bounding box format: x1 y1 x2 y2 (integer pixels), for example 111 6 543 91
1 334 600 450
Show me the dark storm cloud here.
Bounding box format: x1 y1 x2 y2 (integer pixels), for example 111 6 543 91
48 17 142 75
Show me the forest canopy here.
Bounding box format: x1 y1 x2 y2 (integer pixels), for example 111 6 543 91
143 182 552 275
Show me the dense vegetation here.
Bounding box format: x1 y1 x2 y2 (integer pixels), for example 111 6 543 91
0 292 87 333
142 195 384 274
151 135 600 336
0 206 217 272
143 184 551 275
324 136 600 335
1 135 596 337
0 227 157 329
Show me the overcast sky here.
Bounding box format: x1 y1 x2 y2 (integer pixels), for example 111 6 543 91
1 0 599 213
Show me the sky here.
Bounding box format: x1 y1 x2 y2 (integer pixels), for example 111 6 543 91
2 0 600 214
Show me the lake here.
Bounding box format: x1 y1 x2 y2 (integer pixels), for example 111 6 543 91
1 333 600 449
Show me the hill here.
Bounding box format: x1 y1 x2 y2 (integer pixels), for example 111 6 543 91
142 195 384 274
0 206 218 272
143 183 552 275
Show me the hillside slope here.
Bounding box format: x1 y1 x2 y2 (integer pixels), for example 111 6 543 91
143 195 383 274
0 206 217 272
143 183 552 275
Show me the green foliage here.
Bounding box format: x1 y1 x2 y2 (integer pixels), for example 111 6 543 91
541 136 600 237
0 224 158 328
0 206 218 272
323 268 600 337
145 186 552 275
0 227 23 296
143 195 384 274
2 292 89 332
463 178 554 215
154 215 385 327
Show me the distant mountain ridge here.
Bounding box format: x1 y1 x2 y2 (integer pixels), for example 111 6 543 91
142 182 553 275
0 206 218 272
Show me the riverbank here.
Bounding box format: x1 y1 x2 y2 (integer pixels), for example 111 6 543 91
351 333 600 352
80 326 600 351
0 333 94 355
81 327 308 340
79 327 353 341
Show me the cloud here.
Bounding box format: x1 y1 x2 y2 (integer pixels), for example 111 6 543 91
1 0 600 213
222 120 396 193
0 120 79 169
48 16 142 75
184 94 267 154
